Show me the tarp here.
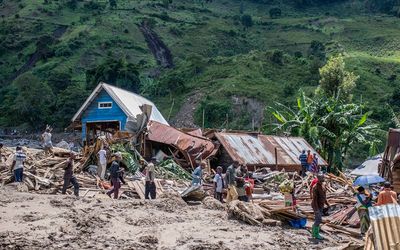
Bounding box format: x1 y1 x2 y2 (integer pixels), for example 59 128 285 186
350 154 382 176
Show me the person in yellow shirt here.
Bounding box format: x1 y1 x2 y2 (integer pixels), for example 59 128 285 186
377 182 398 206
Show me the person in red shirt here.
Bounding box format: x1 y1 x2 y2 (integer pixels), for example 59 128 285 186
306 150 314 171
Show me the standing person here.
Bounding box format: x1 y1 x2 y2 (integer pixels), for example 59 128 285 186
97 147 107 180
145 157 157 200
61 152 79 197
307 150 314 172
213 166 224 202
192 161 206 186
355 186 372 236
0 143 4 162
236 165 248 202
107 153 123 199
42 127 54 157
299 150 308 177
377 182 398 206
311 153 319 173
225 161 239 202
10 146 26 183
311 173 330 240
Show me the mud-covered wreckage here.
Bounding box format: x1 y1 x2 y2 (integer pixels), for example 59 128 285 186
71 82 326 171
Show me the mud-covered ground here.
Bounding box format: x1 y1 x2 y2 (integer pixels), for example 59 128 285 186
0 186 355 250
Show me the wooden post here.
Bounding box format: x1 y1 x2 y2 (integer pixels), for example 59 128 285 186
202 109 205 129
274 147 278 171
167 98 175 121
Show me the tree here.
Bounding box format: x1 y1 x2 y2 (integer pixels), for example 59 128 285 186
317 54 359 101
86 58 141 92
269 7 282 19
241 14 253 28
109 0 117 9
268 92 381 172
6 73 55 129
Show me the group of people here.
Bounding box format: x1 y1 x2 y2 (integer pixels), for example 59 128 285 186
299 150 319 177
192 160 254 203
354 181 398 237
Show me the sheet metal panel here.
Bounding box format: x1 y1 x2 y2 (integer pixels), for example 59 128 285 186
215 133 275 165
147 121 215 159
215 132 327 167
369 204 400 250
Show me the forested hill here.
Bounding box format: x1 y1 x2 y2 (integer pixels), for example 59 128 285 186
1 0 400 135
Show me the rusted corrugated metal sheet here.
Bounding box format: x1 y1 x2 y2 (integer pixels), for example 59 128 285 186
369 204 400 249
146 121 216 163
214 132 327 169
214 133 275 165
259 135 328 166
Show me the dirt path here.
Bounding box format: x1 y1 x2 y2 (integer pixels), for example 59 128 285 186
170 91 204 128
138 21 173 68
0 186 354 250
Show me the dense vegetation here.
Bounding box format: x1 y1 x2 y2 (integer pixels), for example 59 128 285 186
1 0 400 164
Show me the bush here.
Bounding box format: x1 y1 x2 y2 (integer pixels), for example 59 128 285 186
195 99 232 128
241 14 253 28
55 45 73 57
271 50 284 65
269 7 282 19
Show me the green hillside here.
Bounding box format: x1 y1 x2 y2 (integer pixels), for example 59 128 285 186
1 0 400 139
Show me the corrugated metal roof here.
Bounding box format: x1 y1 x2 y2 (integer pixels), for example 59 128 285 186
214 132 327 167
369 204 400 249
147 121 216 162
72 82 168 125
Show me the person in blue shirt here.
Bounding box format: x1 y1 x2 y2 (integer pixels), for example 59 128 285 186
299 150 308 177
192 161 206 186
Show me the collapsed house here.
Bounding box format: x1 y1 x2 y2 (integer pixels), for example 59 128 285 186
70 82 327 172
379 128 400 192
206 131 327 172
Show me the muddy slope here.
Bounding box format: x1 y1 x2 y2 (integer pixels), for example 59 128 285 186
138 21 173 68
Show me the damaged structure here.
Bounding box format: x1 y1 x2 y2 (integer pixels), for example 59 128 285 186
71 82 168 144
208 131 327 172
379 128 400 192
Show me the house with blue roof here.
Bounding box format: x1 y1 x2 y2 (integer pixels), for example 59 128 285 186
71 82 168 143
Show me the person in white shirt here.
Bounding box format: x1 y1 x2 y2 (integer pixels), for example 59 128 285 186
11 146 26 183
213 166 224 202
97 147 107 180
42 127 54 157
145 157 157 199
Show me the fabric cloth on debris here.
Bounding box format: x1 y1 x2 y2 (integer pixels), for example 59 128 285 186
42 132 53 148
13 151 26 170
192 166 203 186
145 181 156 199
377 189 398 205
62 176 79 196
14 168 23 182
213 173 224 193
145 163 155 182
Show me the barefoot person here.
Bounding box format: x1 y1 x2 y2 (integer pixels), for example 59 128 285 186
144 157 157 200
213 166 224 202
97 147 107 180
61 152 79 197
10 146 26 183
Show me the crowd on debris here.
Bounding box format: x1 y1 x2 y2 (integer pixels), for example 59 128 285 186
1 126 399 249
